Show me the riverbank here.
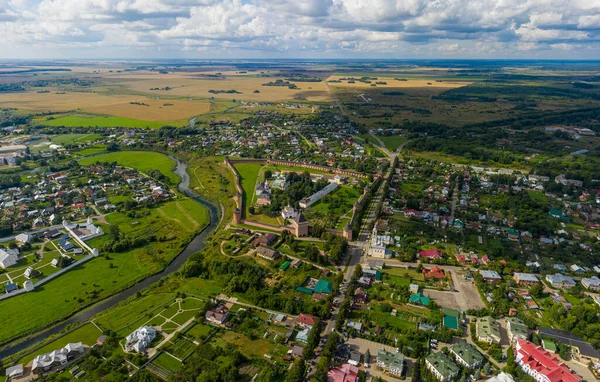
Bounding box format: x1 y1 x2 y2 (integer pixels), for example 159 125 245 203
0 157 220 362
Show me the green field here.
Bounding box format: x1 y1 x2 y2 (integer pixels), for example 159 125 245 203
18 323 103 366
0 196 208 346
42 114 167 129
95 293 175 335
232 163 263 217
79 151 180 184
152 352 182 372
378 135 408 151
49 133 103 146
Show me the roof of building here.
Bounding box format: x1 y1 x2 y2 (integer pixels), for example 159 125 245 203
294 213 308 224
480 269 502 280
426 351 460 378
451 342 484 366
409 292 430 306
538 327 600 359
296 313 318 327
5 364 23 377
507 317 528 337
516 339 582 382
477 316 500 339
280 261 291 271
314 279 333 294
377 349 404 369
514 272 539 283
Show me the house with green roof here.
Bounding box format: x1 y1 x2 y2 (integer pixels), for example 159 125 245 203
450 342 484 369
376 350 404 376
425 351 460 381
442 308 462 331
506 317 528 343
476 316 501 344
409 292 431 306
314 279 332 294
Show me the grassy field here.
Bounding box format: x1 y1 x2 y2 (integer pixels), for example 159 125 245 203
18 323 103 366
42 114 167 129
95 293 175 335
152 352 182 372
0 196 208 346
232 163 264 217
79 151 180 184
49 133 103 146
75 145 107 156
327 76 472 89
378 135 408 151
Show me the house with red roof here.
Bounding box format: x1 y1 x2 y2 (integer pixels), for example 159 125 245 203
296 313 319 329
418 249 442 261
515 339 583 382
327 364 358 382
423 266 446 280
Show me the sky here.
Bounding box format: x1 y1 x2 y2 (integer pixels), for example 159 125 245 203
0 0 600 59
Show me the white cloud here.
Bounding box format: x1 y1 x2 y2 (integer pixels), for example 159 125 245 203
0 0 599 58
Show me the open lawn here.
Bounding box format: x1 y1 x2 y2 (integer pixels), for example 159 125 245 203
42 114 167 129
95 293 175 335
75 145 107 156
378 135 408 151
0 197 206 346
232 162 263 217
18 323 103 366
185 323 213 342
151 352 182 372
49 133 103 146
212 331 280 360
79 151 179 184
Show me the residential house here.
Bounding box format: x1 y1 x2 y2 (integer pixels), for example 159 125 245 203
327 363 358 382
546 273 576 289
410 292 431 306
418 249 442 261
450 342 484 369
256 246 280 261
296 313 318 329
476 316 501 344
425 351 460 381
376 350 404 376
506 317 528 343
205 304 231 325
581 276 600 291
0 248 19 269
513 273 540 286
480 269 502 282
423 266 446 280
5 364 23 380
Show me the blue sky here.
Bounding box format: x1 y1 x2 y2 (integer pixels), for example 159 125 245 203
1 0 599 59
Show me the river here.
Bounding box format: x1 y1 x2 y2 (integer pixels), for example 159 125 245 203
0 158 219 359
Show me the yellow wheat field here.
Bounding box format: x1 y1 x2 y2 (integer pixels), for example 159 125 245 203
0 90 211 121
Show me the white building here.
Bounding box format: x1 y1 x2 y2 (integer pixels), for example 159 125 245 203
125 326 156 353
32 343 84 374
15 233 32 244
299 182 338 208
0 248 19 269
582 276 600 291
368 226 393 259
281 205 298 220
